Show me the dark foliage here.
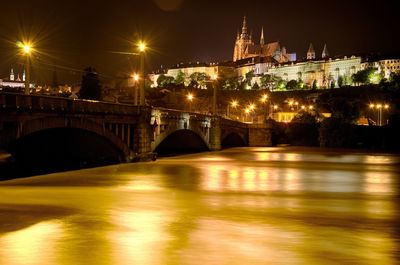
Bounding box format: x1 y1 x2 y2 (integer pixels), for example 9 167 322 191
79 67 101 100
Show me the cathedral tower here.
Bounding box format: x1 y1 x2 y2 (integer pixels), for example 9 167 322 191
322 44 329 58
10 68 14 81
233 16 254 61
307 43 315 60
260 27 264 45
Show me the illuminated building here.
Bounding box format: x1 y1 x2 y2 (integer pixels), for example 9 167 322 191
233 16 296 63
0 67 34 90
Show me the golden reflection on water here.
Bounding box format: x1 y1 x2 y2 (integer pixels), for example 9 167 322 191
364 171 393 194
108 210 171 264
200 164 302 192
0 148 399 265
0 221 63 265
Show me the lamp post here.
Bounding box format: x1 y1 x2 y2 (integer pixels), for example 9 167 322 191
133 73 139 105
260 94 268 121
212 74 218 115
18 42 31 95
138 41 147 106
187 93 194 112
369 103 390 126
227 100 238 119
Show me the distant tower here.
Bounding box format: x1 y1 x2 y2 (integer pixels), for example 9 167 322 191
322 43 329 58
10 68 14 81
22 68 25 81
307 43 315 60
241 15 248 38
260 27 264 45
233 16 253 61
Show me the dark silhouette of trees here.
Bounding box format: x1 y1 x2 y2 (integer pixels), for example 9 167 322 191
79 67 101 100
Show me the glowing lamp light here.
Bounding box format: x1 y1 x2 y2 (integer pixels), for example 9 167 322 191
17 41 32 55
369 104 375 108
138 41 147 52
273 105 278 110
187 93 194 101
384 104 389 109
133 74 139 81
260 94 268 103
212 74 218 81
231 100 238 108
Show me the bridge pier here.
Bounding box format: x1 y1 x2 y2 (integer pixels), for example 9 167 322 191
209 117 222 151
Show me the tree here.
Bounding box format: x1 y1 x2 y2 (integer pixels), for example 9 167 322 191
312 79 317 90
286 79 298 90
174 70 186 86
252 82 260 90
260 74 272 88
276 79 287 90
319 117 356 148
351 68 377 85
328 97 360 123
79 67 101 100
338 76 344 87
287 112 319 146
245 70 255 85
157 74 175 87
189 72 210 88
222 77 239 90
291 112 318 124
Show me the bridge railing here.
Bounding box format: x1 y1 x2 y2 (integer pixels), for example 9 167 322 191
0 92 143 114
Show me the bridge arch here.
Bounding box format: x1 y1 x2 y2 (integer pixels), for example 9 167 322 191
221 132 247 148
154 129 209 155
4 116 133 162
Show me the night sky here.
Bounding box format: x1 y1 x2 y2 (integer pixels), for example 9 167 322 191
0 0 399 84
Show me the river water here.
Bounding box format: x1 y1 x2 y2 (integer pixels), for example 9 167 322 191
0 147 399 265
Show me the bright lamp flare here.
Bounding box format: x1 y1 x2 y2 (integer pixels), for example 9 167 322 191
17 41 32 54
133 74 139 81
138 42 147 52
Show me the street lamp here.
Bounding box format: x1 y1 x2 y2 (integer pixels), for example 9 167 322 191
186 93 194 112
18 41 32 95
227 100 238 119
212 74 218 115
369 103 390 126
137 41 147 105
132 73 139 105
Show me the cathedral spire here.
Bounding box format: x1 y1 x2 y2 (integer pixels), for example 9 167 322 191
241 15 247 36
260 27 264 45
10 67 14 81
307 43 315 60
236 30 240 40
322 43 329 58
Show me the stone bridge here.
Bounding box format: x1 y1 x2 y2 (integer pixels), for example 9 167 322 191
0 93 272 164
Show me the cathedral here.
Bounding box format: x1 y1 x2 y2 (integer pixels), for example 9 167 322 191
233 16 296 63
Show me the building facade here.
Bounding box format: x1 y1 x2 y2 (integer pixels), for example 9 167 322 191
268 55 361 88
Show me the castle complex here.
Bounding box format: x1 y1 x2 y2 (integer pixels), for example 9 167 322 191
150 16 400 90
